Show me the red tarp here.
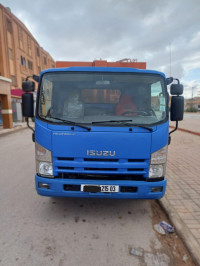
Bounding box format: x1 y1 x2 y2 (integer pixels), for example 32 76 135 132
11 89 24 97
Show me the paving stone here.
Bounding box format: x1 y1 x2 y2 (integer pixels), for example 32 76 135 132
178 212 196 220
194 216 200 221
193 199 200 206
173 206 189 213
190 229 200 239
168 199 183 207
183 219 200 225
181 200 200 212
187 224 200 229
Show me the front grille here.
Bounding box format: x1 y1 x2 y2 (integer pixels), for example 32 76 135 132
84 168 118 171
54 156 149 178
58 167 74 170
58 173 146 181
57 157 74 161
127 168 144 171
128 159 145 162
84 158 118 162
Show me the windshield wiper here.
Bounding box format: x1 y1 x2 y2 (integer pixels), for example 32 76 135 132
92 119 132 124
124 123 153 132
41 115 91 131
92 120 153 132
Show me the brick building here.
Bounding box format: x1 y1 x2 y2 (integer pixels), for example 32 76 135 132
0 4 55 128
56 59 146 69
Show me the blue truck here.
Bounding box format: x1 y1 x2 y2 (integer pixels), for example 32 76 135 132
22 67 184 199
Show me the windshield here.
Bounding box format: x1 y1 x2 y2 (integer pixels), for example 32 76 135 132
38 72 167 126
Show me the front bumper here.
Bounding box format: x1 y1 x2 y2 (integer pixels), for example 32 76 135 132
35 174 167 199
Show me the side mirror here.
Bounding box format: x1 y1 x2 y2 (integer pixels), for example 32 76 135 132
170 96 184 121
22 81 35 92
22 93 34 117
170 84 183 95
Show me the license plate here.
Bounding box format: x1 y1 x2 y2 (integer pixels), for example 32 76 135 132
81 184 119 193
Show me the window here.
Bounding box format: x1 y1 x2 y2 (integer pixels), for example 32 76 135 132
151 81 166 120
8 48 13 60
38 72 167 126
10 75 17 87
28 60 33 70
43 57 47 65
6 19 12 33
18 27 23 50
36 47 40 57
21 56 26 67
27 36 32 56
39 79 53 116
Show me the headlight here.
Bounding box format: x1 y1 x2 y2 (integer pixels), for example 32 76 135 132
150 145 168 164
149 145 168 179
35 142 52 162
35 142 53 177
39 162 53 176
149 164 164 178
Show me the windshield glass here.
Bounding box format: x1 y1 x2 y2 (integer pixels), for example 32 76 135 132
38 72 167 126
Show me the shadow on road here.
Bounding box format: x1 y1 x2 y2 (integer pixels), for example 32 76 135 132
37 197 150 224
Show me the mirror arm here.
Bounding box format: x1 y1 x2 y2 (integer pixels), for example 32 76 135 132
25 117 35 133
25 74 39 83
25 117 35 142
25 76 33 81
169 121 178 136
174 78 180 85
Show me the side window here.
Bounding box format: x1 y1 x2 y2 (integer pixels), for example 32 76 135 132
151 81 166 120
40 79 53 116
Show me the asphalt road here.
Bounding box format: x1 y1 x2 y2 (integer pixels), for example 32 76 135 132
0 129 185 266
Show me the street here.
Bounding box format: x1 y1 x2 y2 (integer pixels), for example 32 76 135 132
0 129 194 266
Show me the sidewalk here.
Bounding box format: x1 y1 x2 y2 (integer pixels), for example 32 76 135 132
159 129 200 265
0 122 29 136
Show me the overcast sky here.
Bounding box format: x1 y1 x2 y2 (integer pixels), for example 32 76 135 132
2 0 200 98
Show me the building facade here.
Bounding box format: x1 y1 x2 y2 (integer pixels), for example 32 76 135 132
0 4 55 128
185 97 200 111
56 59 146 69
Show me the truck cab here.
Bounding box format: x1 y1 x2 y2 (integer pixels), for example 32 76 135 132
22 67 184 199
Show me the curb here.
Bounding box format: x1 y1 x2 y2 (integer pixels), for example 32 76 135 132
158 197 200 266
169 126 200 137
0 124 28 137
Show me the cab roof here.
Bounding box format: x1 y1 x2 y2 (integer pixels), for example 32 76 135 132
40 67 166 78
